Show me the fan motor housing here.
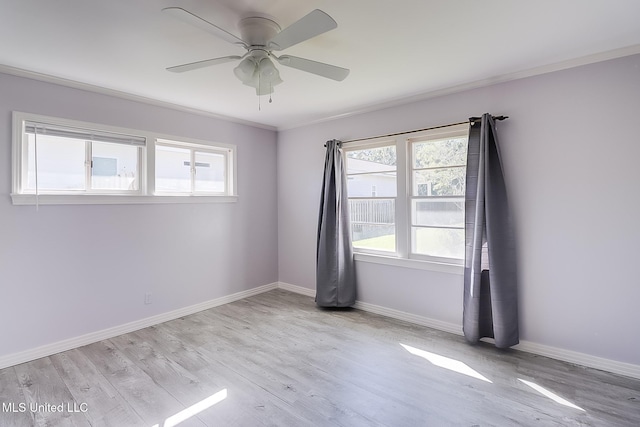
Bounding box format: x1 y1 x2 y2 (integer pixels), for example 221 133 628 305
238 16 281 47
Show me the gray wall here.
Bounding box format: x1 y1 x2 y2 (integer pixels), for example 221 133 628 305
3 54 639 369
277 54 640 365
0 73 278 357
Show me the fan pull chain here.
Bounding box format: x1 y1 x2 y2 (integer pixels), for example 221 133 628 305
269 81 273 103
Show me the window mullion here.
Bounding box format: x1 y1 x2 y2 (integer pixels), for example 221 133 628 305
142 144 151 195
190 149 196 194
395 136 409 258
85 141 92 192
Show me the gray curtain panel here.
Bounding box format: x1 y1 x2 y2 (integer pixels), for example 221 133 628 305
463 114 518 348
316 139 356 307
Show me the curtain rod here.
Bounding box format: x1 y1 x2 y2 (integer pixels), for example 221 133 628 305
327 115 508 146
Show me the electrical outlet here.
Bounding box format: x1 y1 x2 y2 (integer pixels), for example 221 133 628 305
144 292 152 305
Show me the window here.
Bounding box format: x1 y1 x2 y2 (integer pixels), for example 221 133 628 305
343 124 469 265
11 112 237 204
346 143 397 252
155 139 230 195
410 134 467 260
21 120 143 194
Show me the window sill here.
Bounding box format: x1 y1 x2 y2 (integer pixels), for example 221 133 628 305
10 193 238 206
353 252 464 275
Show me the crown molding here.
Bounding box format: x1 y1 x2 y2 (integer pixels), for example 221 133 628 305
3 44 639 133
0 64 277 132
278 44 640 131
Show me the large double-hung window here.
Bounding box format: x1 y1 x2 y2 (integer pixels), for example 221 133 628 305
344 123 469 267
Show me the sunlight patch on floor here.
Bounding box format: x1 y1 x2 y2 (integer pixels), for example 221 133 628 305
152 388 228 427
518 379 585 411
400 343 492 383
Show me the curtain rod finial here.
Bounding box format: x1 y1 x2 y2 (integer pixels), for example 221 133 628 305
469 115 509 125
324 139 343 148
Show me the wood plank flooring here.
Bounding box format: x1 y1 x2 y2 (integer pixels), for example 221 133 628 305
1 289 638 426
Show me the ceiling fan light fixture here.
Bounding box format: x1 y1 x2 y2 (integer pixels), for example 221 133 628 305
235 56 283 95
258 57 276 78
258 57 283 86
234 56 283 95
233 57 257 84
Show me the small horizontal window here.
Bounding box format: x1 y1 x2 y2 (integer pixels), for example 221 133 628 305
11 112 237 205
20 120 143 195
155 139 231 196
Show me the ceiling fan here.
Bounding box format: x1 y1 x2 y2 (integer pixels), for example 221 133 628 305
163 7 350 96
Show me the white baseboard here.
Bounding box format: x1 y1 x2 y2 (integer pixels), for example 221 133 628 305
277 281 462 334
276 282 640 380
0 282 278 370
4 281 639 380
512 341 640 380
353 300 463 336
277 281 316 297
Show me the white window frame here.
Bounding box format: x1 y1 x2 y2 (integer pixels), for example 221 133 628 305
17 119 145 196
407 125 469 265
154 138 234 196
11 112 238 205
343 124 469 274
344 138 403 257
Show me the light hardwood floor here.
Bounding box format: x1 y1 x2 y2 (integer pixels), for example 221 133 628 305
1 289 638 426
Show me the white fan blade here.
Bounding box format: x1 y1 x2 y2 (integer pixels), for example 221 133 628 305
163 7 246 47
167 56 242 73
276 55 349 81
267 9 337 51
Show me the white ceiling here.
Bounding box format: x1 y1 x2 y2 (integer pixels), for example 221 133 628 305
2 0 640 130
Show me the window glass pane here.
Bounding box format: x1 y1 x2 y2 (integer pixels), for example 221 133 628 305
412 198 464 227
156 145 191 192
91 142 139 191
346 146 396 174
350 199 395 252
194 151 225 193
26 134 85 191
347 172 396 197
413 166 465 196
412 227 464 259
413 137 467 169
346 145 397 253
